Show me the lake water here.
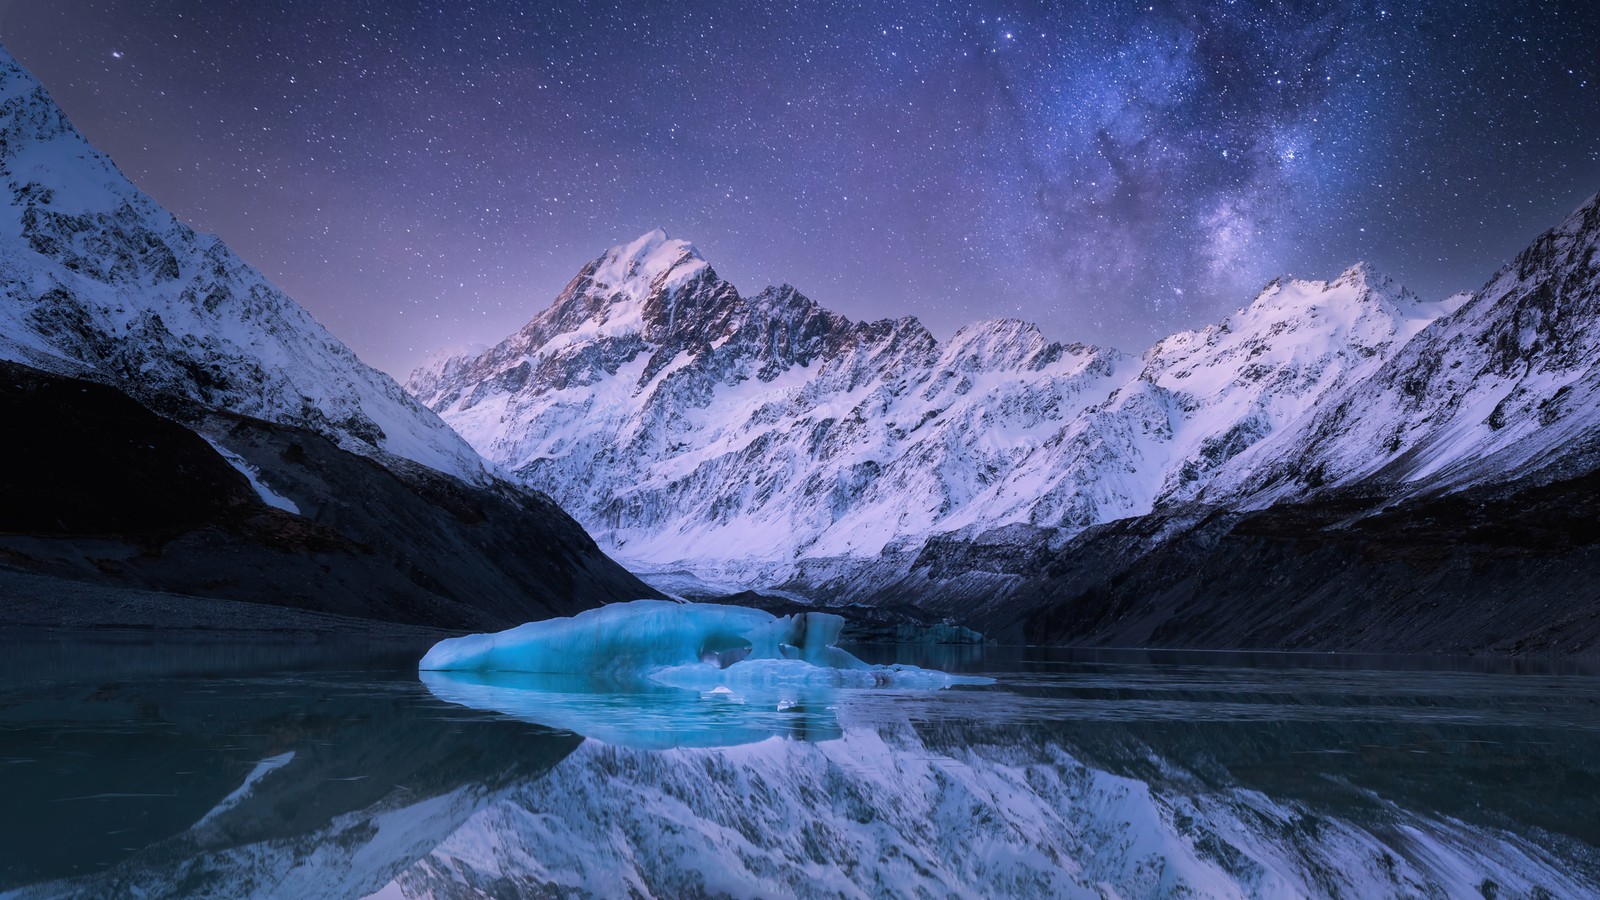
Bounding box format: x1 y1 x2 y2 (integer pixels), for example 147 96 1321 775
2 632 1598 898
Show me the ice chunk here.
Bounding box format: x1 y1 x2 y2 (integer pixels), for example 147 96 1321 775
422 599 856 674
419 599 992 691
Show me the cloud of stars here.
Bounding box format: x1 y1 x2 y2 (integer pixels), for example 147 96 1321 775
3 0 1597 375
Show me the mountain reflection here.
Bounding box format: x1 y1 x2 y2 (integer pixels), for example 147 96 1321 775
373 712 1599 899
5 639 1599 898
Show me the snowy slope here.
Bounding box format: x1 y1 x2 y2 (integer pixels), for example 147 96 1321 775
411 231 1451 576
937 263 1455 534
0 44 488 483
1209 192 1600 505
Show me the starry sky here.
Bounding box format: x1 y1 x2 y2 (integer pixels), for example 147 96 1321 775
3 0 1598 377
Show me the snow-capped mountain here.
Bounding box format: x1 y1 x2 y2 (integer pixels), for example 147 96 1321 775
931 262 1456 535
0 41 660 629
1208 192 1600 505
409 230 1455 577
0 45 488 483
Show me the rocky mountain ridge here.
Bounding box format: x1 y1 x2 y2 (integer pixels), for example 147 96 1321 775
0 42 654 630
1207 192 1600 506
0 44 488 484
409 225 1471 585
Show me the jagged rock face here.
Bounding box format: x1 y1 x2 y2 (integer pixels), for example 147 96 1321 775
0 46 488 483
411 229 1447 575
938 263 1453 534
1210 193 1600 503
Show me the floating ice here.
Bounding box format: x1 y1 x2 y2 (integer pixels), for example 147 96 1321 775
419 601 990 748
419 599 991 691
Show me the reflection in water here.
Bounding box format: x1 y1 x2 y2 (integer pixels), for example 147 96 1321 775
421 670 845 748
380 720 1599 899
3 637 1598 898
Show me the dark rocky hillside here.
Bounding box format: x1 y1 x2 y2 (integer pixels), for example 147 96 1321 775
1009 473 1600 655
841 470 1600 655
0 359 259 536
0 360 657 631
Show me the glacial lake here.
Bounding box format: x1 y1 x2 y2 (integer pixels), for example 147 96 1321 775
2 632 1598 898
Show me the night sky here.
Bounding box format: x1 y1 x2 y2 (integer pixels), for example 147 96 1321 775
3 0 1598 377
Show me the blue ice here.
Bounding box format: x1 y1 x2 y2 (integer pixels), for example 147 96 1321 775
419 599 991 691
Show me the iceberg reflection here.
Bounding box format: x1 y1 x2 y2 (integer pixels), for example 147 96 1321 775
420 669 848 748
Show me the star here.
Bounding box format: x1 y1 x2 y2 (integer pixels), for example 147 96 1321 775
2 0 1593 377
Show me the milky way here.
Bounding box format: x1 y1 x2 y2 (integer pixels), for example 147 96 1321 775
3 0 1597 375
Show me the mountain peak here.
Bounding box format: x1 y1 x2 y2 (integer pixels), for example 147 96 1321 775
1328 260 1412 301
1238 263 1414 322
0 37 491 483
749 282 816 316
0 42 37 102
615 226 676 257
1331 261 1401 302
587 228 705 298
948 317 1046 349
1565 190 1600 220
1550 190 1600 242
1335 260 1375 282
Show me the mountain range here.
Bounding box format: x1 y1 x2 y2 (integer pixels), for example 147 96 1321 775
406 189 1600 634
3 29 1598 653
407 233 1439 571
407 195 1600 651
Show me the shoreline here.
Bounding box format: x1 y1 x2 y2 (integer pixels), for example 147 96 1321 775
7 567 1600 673
0 566 459 643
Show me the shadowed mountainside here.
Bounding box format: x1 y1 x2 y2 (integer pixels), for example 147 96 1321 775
0 359 658 631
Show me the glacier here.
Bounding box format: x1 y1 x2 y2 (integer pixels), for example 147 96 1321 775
419 599 990 691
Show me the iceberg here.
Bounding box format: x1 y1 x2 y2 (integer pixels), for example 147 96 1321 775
419 599 991 691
